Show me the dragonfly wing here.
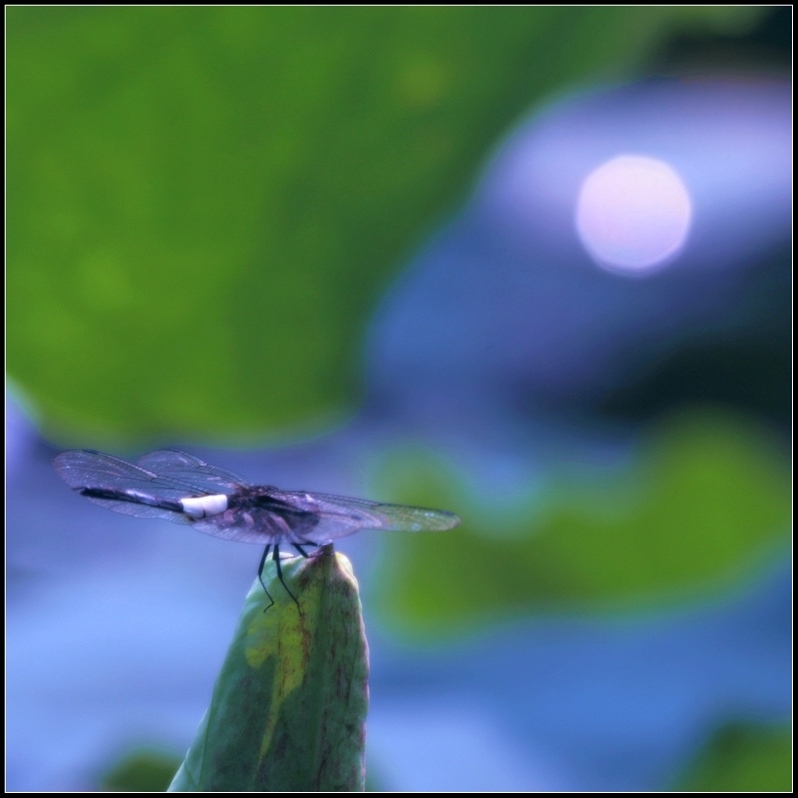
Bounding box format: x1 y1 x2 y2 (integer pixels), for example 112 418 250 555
53 449 194 523
268 489 460 545
54 449 190 495
136 450 251 493
188 516 280 544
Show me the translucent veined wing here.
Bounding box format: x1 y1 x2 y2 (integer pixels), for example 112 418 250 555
54 450 460 544
53 449 202 523
261 488 461 546
135 449 250 493
187 504 315 545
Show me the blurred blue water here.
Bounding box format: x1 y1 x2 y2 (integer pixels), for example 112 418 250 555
367 556 791 790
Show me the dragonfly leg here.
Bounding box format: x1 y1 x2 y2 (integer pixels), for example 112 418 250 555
273 544 302 615
293 543 310 558
258 544 275 611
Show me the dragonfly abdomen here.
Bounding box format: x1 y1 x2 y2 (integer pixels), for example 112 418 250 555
78 486 230 519
79 486 185 514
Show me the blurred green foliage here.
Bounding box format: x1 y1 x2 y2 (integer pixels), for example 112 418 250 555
671 723 792 792
7 7 761 444
99 748 182 792
374 410 790 634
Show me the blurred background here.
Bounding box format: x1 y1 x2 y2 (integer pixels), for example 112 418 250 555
7 7 791 791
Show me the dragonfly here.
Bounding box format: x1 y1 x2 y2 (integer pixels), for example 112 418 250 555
53 448 460 610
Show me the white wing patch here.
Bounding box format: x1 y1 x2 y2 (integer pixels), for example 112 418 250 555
179 494 229 519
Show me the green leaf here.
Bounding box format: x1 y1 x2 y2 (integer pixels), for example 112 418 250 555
169 547 368 792
374 411 790 634
670 722 792 792
6 7 765 443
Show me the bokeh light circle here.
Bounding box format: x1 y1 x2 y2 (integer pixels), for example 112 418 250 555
575 155 692 275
